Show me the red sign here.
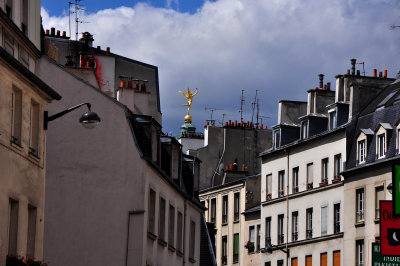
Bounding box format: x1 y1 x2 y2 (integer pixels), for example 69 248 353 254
380 201 400 256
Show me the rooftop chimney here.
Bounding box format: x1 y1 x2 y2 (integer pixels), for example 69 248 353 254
50 27 55 36
318 74 324 88
351 58 357 75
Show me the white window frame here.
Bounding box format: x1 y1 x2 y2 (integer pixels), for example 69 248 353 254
356 188 365 223
377 133 386 159
358 140 366 164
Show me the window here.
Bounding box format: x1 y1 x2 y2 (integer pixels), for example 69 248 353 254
334 154 341 179
320 252 327 266
21 0 28 35
168 204 175 247
249 225 255 245
306 208 313 239
291 258 298 266
176 211 183 252
356 239 364 266
266 174 272 199
321 158 328 183
274 130 281 148
233 233 239 263
222 236 227 265
305 255 312 266
256 224 261 251
375 186 384 219
334 203 340 233
158 197 166 241
8 198 18 255
265 262 271 266
356 188 365 222
358 140 366 163
11 88 22 145
189 220 195 260
210 198 216 223
292 211 298 241
27 205 37 258
6 0 12 18
292 167 299 193
265 217 271 246
330 111 337 130
277 260 284 266
377 134 386 158
307 163 313 189
3 30 14 55
148 189 156 234
321 206 328 236
333 250 341 266
19 46 29 68
278 170 285 197
222 195 228 224
234 192 240 222
278 214 284 244
29 101 40 156
301 120 309 139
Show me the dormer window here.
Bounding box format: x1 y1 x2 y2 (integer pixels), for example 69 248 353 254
329 111 337 130
301 121 308 139
358 140 366 164
274 130 281 149
377 134 386 159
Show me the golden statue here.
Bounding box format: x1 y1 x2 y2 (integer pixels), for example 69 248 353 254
179 87 198 122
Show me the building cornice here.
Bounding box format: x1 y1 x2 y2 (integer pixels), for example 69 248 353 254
261 181 343 206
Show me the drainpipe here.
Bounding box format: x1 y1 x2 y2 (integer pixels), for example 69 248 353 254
183 198 187 266
212 128 226 186
126 210 145 266
285 149 290 266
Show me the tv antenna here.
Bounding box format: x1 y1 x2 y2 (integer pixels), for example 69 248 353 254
205 106 221 125
69 0 86 41
221 113 230 125
357 61 366 76
259 115 271 125
238 90 245 122
251 89 263 126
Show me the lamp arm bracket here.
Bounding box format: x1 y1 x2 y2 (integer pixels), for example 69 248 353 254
44 102 91 130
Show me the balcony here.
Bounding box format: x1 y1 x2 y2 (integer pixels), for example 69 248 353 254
306 229 313 239
292 232 298 241
278 234 284 244
334 222 340 233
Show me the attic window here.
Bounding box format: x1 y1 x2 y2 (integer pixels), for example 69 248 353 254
329 111 337 130
377 89 399 108
274 130 281 149
301 121 308 139
377 134 386 159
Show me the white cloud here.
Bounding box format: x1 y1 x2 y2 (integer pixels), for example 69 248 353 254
42 0 400 135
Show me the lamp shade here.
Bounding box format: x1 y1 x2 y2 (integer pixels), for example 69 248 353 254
79 111 101 129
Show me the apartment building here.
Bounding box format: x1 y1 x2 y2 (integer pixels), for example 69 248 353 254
200 174 261 266
0 1 61 265
259 61 394 266
341 78 400 265
36 28 211 265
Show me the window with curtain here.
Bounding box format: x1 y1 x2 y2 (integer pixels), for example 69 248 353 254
307 163 313 189
234 192 240 222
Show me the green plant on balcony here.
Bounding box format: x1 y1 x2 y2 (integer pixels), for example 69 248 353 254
6 255 48 266
244 240 255 252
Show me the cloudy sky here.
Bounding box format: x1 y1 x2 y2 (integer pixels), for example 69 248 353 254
42 0 400 135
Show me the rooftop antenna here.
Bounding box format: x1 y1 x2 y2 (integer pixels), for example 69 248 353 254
205 106 221 125
238 90 245 122
69 0 86 41
259 115 271 125
357 61 366 76
251 90 263 126
221 113 229 125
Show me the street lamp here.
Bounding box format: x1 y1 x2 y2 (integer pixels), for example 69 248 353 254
387 183 393 194
44 102 101 130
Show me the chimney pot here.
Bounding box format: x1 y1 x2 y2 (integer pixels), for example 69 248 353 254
384 70 388 78
56 30 60 36
235 120 238 127
45 29 49 35
62 31 66 37
373 69 377 77
318 74 324 88
350 58 357 75
379 71 383 77
357 70 360 76
347 69 350 75
327 82 331 91
225 122 228 126
50 27 55 36
106 47 110 55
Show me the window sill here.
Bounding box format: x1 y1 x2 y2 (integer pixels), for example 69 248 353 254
355 221 365 227
222 223 228 226
189 258 196 263
374 218 380 224
10 139 23 150
158 238 167 247
176 250 183 257
29 150 40 161
147 231 157 240
233 220 240 224
168 244 175 252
